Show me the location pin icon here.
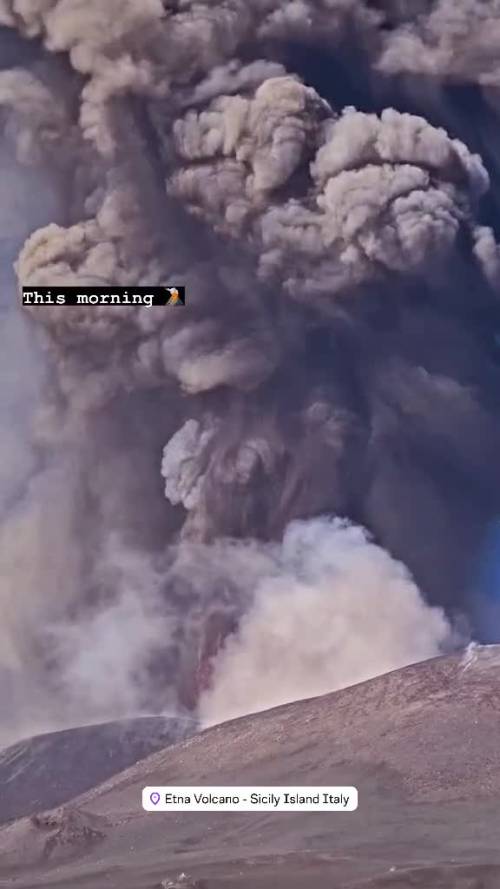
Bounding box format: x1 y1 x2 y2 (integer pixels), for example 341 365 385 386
150 792 160 806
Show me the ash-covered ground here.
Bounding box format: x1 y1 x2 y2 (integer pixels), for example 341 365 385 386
0 715 196 826
1 647 500 888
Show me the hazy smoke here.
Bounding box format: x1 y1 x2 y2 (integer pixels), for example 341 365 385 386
0 0 500 740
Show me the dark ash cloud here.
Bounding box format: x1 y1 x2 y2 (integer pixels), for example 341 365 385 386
0 0 500 738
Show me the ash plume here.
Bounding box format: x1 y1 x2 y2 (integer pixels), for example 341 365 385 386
378 0 500 86
0 0 500 739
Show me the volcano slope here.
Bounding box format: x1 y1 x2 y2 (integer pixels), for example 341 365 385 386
1 646 500 889
0 716 196 827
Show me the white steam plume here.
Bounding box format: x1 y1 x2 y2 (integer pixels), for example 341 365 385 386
46 540 174 721
200 517 454 726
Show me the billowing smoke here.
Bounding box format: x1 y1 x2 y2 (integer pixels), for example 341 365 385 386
199 517 452 725
378 0 500 85
0 0 500 742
